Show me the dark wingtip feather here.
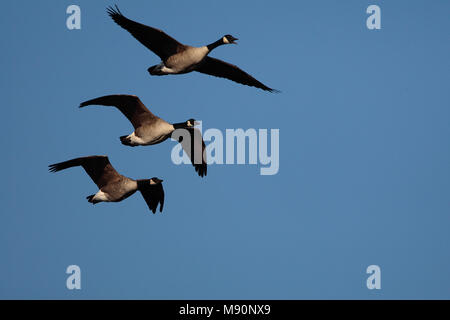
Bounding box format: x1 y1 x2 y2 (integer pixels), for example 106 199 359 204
107 4 125 23
195 164 207 178
159 183 165 213
106 6 114 17
48 158 82 173
106 5 117 15
114 4 123 15
48 163 62 173
106 5 120 19
79 98 94 108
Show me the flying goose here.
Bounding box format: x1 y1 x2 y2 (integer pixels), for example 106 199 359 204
79 94 207 177
49 156 164 213
106 6 278 93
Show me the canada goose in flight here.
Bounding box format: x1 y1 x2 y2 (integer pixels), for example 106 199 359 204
79 94 207 177
106 6 278 93
49 156 164 213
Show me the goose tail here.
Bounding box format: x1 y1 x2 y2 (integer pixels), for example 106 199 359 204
120 135 135 146
86 194 100 204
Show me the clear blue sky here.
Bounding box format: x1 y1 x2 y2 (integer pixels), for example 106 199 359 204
1 0 449 299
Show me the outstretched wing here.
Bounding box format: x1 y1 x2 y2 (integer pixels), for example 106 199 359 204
107 5 185 61
139 183 165 213
195 57 279 92
79 94 157 130
49 156 122 189
178 128 207 178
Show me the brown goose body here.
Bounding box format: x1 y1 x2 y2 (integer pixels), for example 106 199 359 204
107 6 278 92
49 156 164 213
79 95 207 177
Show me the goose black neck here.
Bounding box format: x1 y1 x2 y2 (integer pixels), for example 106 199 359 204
173 122 188 129
207 39 224 52
137 179 150 190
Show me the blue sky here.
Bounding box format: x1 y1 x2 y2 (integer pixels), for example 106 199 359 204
1 0 449 299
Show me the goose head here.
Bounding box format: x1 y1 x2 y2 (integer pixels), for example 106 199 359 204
186 118 199 127
150 177 163 184
222 35 238 44
137 177 163 189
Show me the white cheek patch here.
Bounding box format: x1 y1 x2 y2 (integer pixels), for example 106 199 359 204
223 36 229 44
